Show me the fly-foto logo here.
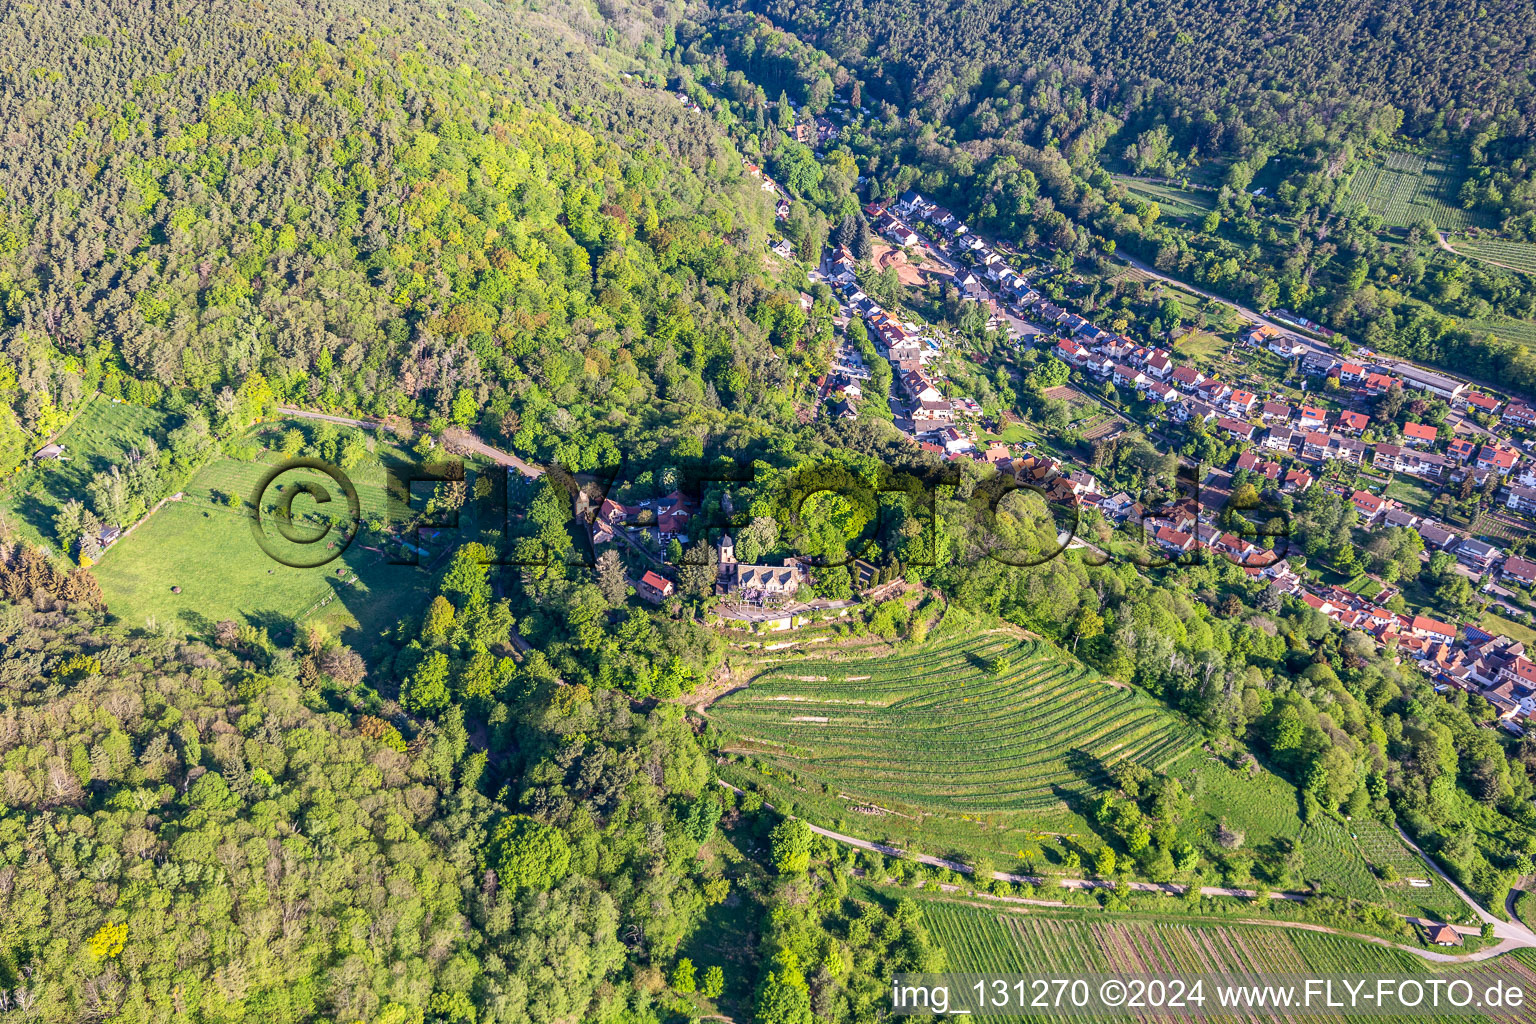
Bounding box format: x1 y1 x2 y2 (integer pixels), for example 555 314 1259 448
245 454 1292 572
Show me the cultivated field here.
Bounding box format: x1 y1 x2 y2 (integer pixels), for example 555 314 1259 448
1448 236 1536 275
1466 318 1536 346
1111 175 1216 221
1345 151 1487 231
923 905 1536 1021
712 628 1207 862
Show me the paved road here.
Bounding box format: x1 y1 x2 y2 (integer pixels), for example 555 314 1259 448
277 406 544 478
1396 824 1536 957
1115 252 1327 357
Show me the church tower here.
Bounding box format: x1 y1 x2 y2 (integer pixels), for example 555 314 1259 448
718 531 737 580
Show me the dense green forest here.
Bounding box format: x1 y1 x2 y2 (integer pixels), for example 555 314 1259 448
0 0 813 476
7 0 1536 1020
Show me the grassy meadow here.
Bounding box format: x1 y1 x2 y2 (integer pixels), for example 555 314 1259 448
1 395 173 552
88 417 454 653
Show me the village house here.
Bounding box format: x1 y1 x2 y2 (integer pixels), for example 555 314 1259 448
1302 431 1331 460
918 398 954 421
1268 336 1307 358
1403 422 1438 447
1303 352 1340 376
717 533 805 601
1507 485 1536 515
1259 401 1292 422
1226 390 1257 415
1282 468 1314 493
1456 537 1502 573
1216 416 1255 443
1235 452 1281 482
1334 410 1369 434
1503 555 1536 587
1463 391 1502 416
638 570 675 602
1447 437 1478 463
1196 379 1233 405
895 190 931 217
1113 364 1147 388
1362 371 1401 395
1492 656 1536 713
1351 490 1389 524
1504 402 1536 429
1171 365 1205 390
884 222 920 247
1409 615 1458 644
1055 338 1089 366
1416 521 1459 550
1333 437 1370 465
1372 444 1404 473
1408 449 1450 479
1295 405 1328 430
1264 427 1300 453
1477 444 1520 476
1155 525 1196 555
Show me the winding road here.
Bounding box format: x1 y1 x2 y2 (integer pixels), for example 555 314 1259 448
717 779 1536 963
276 406 545 478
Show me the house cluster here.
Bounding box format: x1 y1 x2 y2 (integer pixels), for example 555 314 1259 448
745 160 792 220
1052 332 1181 406
885 191 1045 314
590 491 699 547
826 232 986 451
1121 496 1281 568
791 113 840 148
1048 329 1535 505
833 181 1536 738
815 368 864 420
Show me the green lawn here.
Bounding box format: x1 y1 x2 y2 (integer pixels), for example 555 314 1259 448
1173 329 1228 366
1481 610 1536 648
1384 474 1437 511
1342 573 1387 601
91 419 454 652
1 395 173 551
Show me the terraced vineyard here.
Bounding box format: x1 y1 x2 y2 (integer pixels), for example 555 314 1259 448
1351 819 1467 920
1466 318 1536 346
1449 236 1536 275
925 905 1536 1022
711 631 1205 859
1346 151 1487 231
